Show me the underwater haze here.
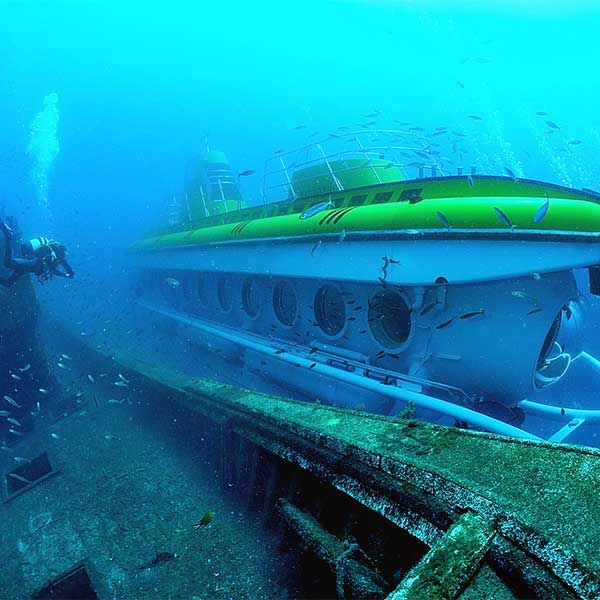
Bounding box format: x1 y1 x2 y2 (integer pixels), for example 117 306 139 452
2 0 600 438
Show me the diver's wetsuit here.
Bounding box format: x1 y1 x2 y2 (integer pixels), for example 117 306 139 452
0 219 74 287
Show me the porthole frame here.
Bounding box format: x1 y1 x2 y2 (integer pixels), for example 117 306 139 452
272 280 298 328
241 277 261 319
217 276 234 313
196 272 209 307
313 283 347 339
367 289 413 351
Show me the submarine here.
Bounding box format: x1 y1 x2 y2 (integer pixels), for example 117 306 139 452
128 130 600 442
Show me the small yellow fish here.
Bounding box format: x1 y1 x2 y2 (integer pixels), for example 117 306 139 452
39 388 50 395
10 373 21 381
51 433 61 440
19 364 31 372
87 374 95 383
193 511 215 530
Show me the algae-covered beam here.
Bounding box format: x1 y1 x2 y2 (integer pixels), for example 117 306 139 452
386 511 495 600
278 498 387 599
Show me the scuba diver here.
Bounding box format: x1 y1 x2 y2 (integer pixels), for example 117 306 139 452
0 218 74 287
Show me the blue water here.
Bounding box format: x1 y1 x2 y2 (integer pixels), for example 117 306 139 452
2 1 600 444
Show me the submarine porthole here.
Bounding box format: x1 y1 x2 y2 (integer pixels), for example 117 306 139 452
217 277 233 312
536 310 562 372
197 272 208 306
273 281 297 326
242 278 261 318
161 272 180 306
368 290 412 349
314 284 346 337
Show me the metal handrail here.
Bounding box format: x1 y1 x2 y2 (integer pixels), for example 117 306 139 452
261 129 448 204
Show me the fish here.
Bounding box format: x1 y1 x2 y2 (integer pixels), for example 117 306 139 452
457 80 465 88
38 388 49 395
535 111 548 116
467 115 483 120
534 199 550 224
57 362 69 370
104 434 120 441
300 199 334 220
238 169 255 177
419 302 437 316
164 277 180 288
8 473 31 484
436 317 455 330
384 162 395 169
460 310 485 320
466 175 474 188
338 229 346 243
568 139 582 145
61 354 72 360
0 445 12 453
310 240 322 256
4 396 21 408
9 428 22 436
114 381 128 388
363 111 381 118
308 363 317 369
10 373 21 381
504 167 518 181
137 552 176 571
376 350 386 359
436 211 451 230
36 402 41 412
51 433 61 439
532 272 541 280
511 290 538 303
108 399 124 404
527 308 543 316
7 418 21 427
431 130 448 137
545 120 560 130
193 511 215 530
13 457 29 464
118 373 129 383
293 124 306 129
87 374 95 383
493 207 514 229
19 364 31 372
0 410 10 417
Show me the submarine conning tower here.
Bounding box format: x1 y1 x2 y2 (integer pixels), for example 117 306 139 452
183 150 246 221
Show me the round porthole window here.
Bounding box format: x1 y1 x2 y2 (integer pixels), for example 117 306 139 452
314 284 346 336
368 290 412 348
217 277 233 312
242 278 261 317
197 273 208 305
273 281 297 326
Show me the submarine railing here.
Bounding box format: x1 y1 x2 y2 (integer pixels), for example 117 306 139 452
261 129 447 204
139 299 541 441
